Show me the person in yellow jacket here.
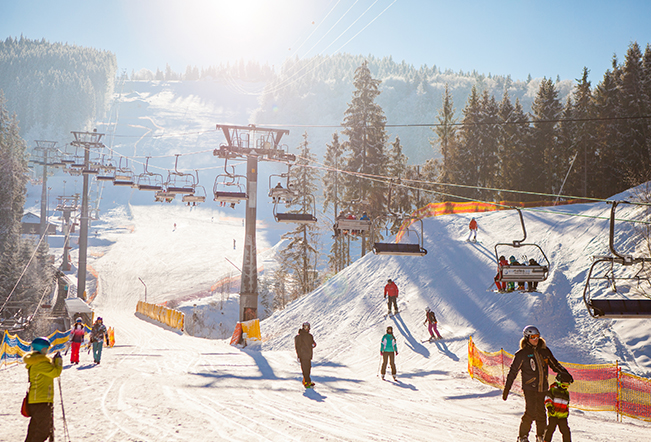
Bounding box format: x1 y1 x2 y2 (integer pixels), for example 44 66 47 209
23 336 63 442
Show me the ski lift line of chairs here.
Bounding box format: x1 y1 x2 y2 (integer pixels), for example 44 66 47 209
273 193 318 224
493 208 550 284
583 201 651 318
371 215 427 256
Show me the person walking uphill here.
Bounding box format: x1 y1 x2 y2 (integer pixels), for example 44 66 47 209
90 317 107 364
295 322 316 388
380 326 398 380
23 337 63 442
384 279 399 315
502 325 572 442
69 317 85 364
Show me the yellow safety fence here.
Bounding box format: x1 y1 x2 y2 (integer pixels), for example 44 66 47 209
468 336 651 422
136 301 185 331
230 319 262 346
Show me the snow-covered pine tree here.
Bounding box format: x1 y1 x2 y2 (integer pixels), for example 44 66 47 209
340 61 388 217
279 132 320 298
593 64 622 197
386 136 412 215
431 84 458 186
497 90 532 200
322 132 347 273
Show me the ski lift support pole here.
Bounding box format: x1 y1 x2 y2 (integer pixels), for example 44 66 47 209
214 124 292 322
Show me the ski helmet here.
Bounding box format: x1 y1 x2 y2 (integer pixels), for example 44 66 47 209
31 337 51 353
523 325 540 338
425 306 430 312
302 322 310 330
556 372 574 384
76 317 82 323
386 326 393 333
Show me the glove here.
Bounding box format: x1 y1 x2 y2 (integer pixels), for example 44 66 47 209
380 351 384 356
502 389 509 401
395 352 398 356
54 351 62 359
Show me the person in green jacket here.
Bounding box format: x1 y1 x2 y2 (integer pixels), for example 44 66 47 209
380 326 398 380
23 336 63 442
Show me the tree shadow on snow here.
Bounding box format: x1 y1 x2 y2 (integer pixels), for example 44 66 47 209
390 314 429 357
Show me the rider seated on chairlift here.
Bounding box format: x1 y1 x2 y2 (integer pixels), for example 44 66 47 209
495 255 509 292
360 211 370 220
272 182 283 203
508 256 526 292
527 258 539 292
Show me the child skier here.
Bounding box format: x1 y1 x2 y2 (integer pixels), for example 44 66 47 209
423 307 442 340
543 372 574 442
380 326 398 380
69 317 85 364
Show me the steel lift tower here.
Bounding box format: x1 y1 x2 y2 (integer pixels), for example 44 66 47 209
214 124 292 321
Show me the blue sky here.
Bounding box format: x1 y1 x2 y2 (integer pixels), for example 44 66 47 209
2 0 650 82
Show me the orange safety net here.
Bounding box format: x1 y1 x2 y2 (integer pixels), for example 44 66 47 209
396 199 588 242
468 337 650 421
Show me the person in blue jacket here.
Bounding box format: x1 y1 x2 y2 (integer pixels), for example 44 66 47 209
380 326 398 380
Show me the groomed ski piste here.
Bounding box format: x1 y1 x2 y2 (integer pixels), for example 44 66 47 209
3 193 651 441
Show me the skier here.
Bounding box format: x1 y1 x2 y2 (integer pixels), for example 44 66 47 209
467 217 478 242
380 326 398 380
23 337 63 442
69 317 85 364
495 255 509 292
384 279 399 315
543 372 574 442
502 325 572 442
89 317 107 364
294 322 316 388
423 307 442 340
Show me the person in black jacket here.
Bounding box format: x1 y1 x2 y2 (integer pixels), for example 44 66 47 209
502 325 572 442
294 322 316 388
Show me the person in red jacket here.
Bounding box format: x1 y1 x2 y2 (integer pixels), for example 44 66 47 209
467 217 478 242
494 255 509 292
384 279 399 315
69 317 85 365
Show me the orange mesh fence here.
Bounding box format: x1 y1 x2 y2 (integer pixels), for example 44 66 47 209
468 337 650 421
620 372 651 422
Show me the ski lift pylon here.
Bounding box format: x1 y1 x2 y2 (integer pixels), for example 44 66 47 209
583 201 651 318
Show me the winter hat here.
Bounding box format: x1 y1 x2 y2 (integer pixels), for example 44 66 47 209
509 256 516 263
302 322 310 331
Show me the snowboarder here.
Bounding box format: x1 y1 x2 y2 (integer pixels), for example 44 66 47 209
384 279 399 315
69 317 85 364
495 255 509 292
23 337 63 442
423 307 442 340
89 317 107 364
502 325 572 442
294 322 316 388
467 217 478 242
543 372 574 442
380 326 398 380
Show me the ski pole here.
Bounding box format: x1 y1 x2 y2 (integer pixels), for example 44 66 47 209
57 377 71 442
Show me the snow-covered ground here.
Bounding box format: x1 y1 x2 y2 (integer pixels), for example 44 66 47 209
3 192 651 441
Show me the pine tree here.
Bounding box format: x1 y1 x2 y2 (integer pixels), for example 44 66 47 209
497 90 532 200
0 91 29 305
453 85 483 200
530 78 562 195
432 84 458 185
279 132 320 297
386 136 412 214
340 61 388 216
322 132 346 273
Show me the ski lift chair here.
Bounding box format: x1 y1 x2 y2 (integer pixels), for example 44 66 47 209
136 158 164 191
494 208 550 286
183 173 207 206
269 169 297 204
155 190 175 203
583 201 651 318
274 193 318 224
334 214 372 236
96 155 117 182
113 158 135 187
213 172 247 204
372 215 427 256
165 154 196 194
